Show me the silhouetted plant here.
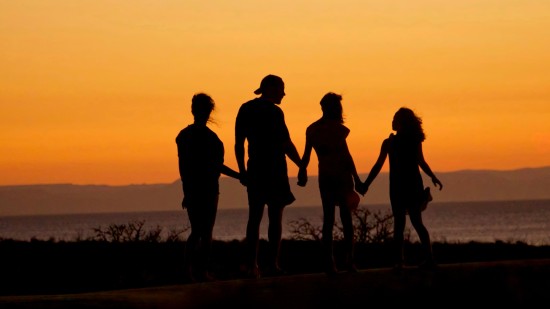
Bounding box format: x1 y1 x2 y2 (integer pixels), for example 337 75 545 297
142 225 163 242
91 220 188 242
353 207 394 244
288 206 396 244
165 228 186 242
287 218 323 241
92 221 135 242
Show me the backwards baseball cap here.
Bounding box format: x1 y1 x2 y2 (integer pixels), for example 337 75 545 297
254 74 284 95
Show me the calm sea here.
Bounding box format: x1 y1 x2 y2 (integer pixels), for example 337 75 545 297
1 199 550 245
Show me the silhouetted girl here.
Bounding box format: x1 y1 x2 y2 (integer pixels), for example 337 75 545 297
298 92 362 275
362 107 443 270
176 93 240 282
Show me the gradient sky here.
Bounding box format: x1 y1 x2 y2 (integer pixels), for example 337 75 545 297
1 1 549 186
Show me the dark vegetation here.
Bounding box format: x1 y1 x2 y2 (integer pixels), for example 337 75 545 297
2 208 550 296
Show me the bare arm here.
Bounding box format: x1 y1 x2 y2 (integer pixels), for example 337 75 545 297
297 137 313 187
221 164 240 180
343 142 361 183
234 135 247 186
363 139 389 190
417 143 443 190
343 142 364 195
284 139 301 168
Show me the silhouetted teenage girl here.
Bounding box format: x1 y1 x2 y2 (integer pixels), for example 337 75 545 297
176 93 240 282
298 92 362 275
362 107 443 270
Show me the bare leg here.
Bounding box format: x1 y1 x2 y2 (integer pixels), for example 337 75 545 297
196 198 218 281
322 201 337 275
245 202 264 278
409 209 435 268
184 207 200 282
339 205 356 272
267 204 284 273
392 208 407 269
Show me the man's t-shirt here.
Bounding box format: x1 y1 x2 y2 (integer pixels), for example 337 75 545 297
235 98 295 206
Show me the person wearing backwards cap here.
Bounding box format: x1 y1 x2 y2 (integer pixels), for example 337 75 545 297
235 74 301 278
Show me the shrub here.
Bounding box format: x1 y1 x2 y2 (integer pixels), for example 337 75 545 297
288 206 396 244
91 220 188 243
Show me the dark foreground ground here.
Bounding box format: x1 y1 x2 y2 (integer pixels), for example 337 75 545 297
2 240 550 308
1 259 550 308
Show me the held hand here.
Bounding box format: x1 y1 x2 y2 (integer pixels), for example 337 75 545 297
355 181 368 196
362 183 369 196
354 182 363 196
297 167 307 187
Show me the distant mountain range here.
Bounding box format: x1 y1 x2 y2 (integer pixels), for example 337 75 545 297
1 166 550 216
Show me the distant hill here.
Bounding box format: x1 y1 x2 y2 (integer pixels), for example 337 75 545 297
1 166 550 216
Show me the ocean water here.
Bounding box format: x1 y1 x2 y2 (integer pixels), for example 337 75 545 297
1 199 550 245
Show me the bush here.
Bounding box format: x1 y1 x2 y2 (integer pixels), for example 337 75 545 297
288 206 397 244
91 220 188 243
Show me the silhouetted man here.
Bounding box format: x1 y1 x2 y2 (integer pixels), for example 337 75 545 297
235 74 301 278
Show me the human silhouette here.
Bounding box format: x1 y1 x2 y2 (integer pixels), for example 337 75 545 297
235 74 301 278
361 107 443 270
298 92 363 276
176 93 240 282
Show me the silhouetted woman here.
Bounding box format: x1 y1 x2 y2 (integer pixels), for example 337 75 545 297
362 107 443 270
298 92 362 275
176 93 240 282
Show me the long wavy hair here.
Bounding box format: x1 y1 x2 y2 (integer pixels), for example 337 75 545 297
191 93 215 124
393 107 425 142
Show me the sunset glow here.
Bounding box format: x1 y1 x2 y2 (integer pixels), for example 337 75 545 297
2 1 549 185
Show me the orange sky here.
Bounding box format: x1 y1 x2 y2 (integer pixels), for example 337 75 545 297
1 1 549 186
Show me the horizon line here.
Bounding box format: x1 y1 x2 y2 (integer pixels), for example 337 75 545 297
1 165 549 188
